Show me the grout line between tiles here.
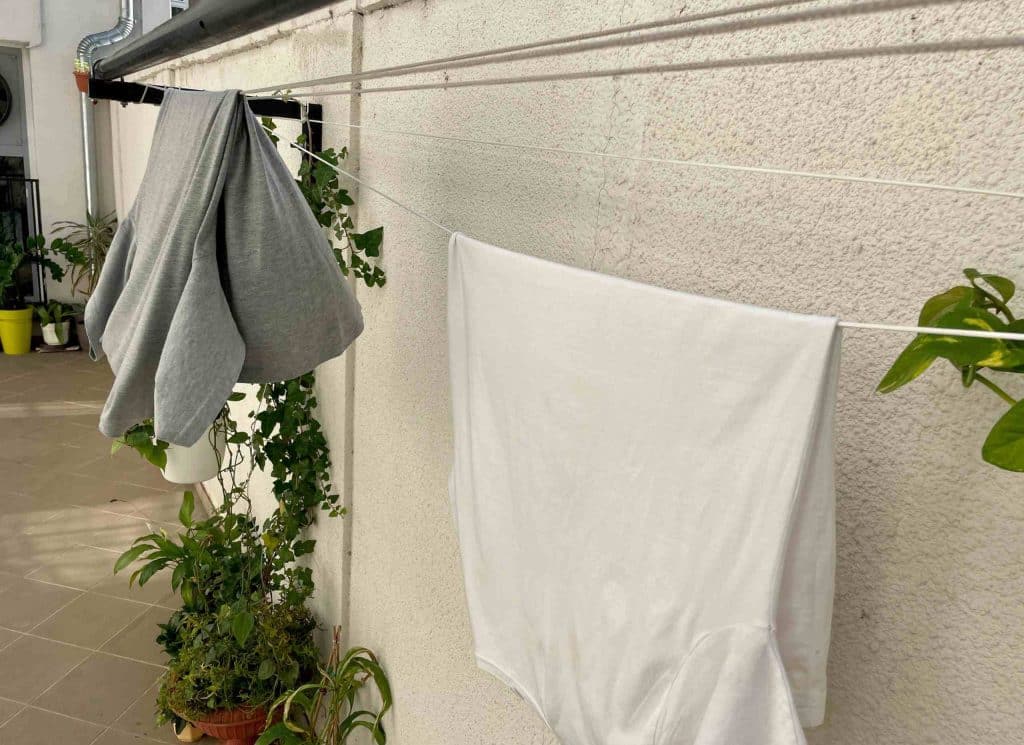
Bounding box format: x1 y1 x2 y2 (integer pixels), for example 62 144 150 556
0 696 170 744
22 576 178 611
0 625 168 670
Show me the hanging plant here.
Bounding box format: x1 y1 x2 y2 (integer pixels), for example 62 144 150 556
877 269 1024 471
263 117 385 288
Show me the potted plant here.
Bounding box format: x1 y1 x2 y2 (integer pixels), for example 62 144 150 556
34 300 75 347
114 413 227 484
256 627 391 745
48 211 117 355
115 378 350 744
878 268 1024 470
0 232 66 354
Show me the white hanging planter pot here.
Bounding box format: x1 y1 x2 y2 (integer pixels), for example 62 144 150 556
162 426 226 484
41 321 71 346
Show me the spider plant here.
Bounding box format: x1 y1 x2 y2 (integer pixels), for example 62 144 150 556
256 628 392 745
49 211 117 298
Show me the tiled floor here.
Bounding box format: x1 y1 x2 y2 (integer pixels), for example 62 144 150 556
0 352 204 743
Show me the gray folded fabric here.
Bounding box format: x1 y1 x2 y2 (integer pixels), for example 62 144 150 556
86 89 363 446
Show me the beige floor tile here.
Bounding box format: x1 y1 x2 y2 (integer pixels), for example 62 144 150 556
30 507 156 554
0 627 19 651
33 593 149 650
73 455 170 492
0 699 22 727
26 545 122 591
99 489 189 526
0 493 64 537
91 564 176 607
0 464 62 500
98 726 181 744
35 652 163 725
0 636 90 702
0 578 80 631
0 571 18 594
0 706 104 745
0 531 70 576
110 685 178 744
100 606 173 666
59 476 169 512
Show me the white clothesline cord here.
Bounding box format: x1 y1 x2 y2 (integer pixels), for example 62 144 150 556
838 321 1024 341
296 119 1024 201
288 141 454 236
245 0 954 94
285 140 1024 344
246 0 822 93
285 35 1024 98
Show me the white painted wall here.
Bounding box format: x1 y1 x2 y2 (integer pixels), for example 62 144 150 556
110 2 1024 743
0 0 124 300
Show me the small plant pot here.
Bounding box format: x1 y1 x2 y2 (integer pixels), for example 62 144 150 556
41 321 71 346
162 425 226 484
0 308 33 355
190 707 269 745
173 721 205 742
74 313 91 356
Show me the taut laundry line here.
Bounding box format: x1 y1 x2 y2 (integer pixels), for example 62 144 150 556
245 0 937 94
285 139 1024 344
244 0 821 93
294 119 1024 201
285 35 1024 98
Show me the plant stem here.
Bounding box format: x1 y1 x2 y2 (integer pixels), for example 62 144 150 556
973 373 1018 406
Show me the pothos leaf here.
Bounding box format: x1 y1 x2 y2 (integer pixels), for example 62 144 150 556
877 335 938 394
982 399 1024 472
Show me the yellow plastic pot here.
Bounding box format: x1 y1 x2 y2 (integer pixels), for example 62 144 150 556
0 308 33 355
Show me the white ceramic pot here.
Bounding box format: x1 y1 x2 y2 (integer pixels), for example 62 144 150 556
162 425 226 484
41 321 71 346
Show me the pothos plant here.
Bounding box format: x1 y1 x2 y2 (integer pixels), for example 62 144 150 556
878 269 1024 471
263 118 385 288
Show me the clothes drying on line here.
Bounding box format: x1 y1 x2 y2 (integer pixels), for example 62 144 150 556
447 232 840 745
86 89 363 446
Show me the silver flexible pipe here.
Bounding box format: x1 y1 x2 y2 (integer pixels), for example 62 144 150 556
76 0 135 217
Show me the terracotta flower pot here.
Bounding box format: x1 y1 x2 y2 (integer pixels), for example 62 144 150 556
191 707 269 745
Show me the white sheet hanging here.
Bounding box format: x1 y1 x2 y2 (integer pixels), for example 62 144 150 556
447 231 840 745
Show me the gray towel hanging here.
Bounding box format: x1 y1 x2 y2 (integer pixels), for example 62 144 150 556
86 89 363 446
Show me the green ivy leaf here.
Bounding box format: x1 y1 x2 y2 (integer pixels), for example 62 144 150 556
232 610 255 646
351 227 383 258
982 399 1024 471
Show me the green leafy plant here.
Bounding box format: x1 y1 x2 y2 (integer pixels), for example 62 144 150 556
111 418 170 469
0 232 63 309
49 211 117 297
878 269 1024 471
263 118 385 288
112 124 392 733
256 628 392 745
33 300 75 343
156 602 319 722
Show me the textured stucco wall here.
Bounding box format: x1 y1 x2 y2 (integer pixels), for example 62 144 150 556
110 1 1024 743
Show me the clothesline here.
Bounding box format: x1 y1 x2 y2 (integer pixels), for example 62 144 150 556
245 0 962 94
284 139 1024 344
291 119 1024 201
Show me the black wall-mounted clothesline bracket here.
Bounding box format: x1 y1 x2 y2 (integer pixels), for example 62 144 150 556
86 78 323 160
